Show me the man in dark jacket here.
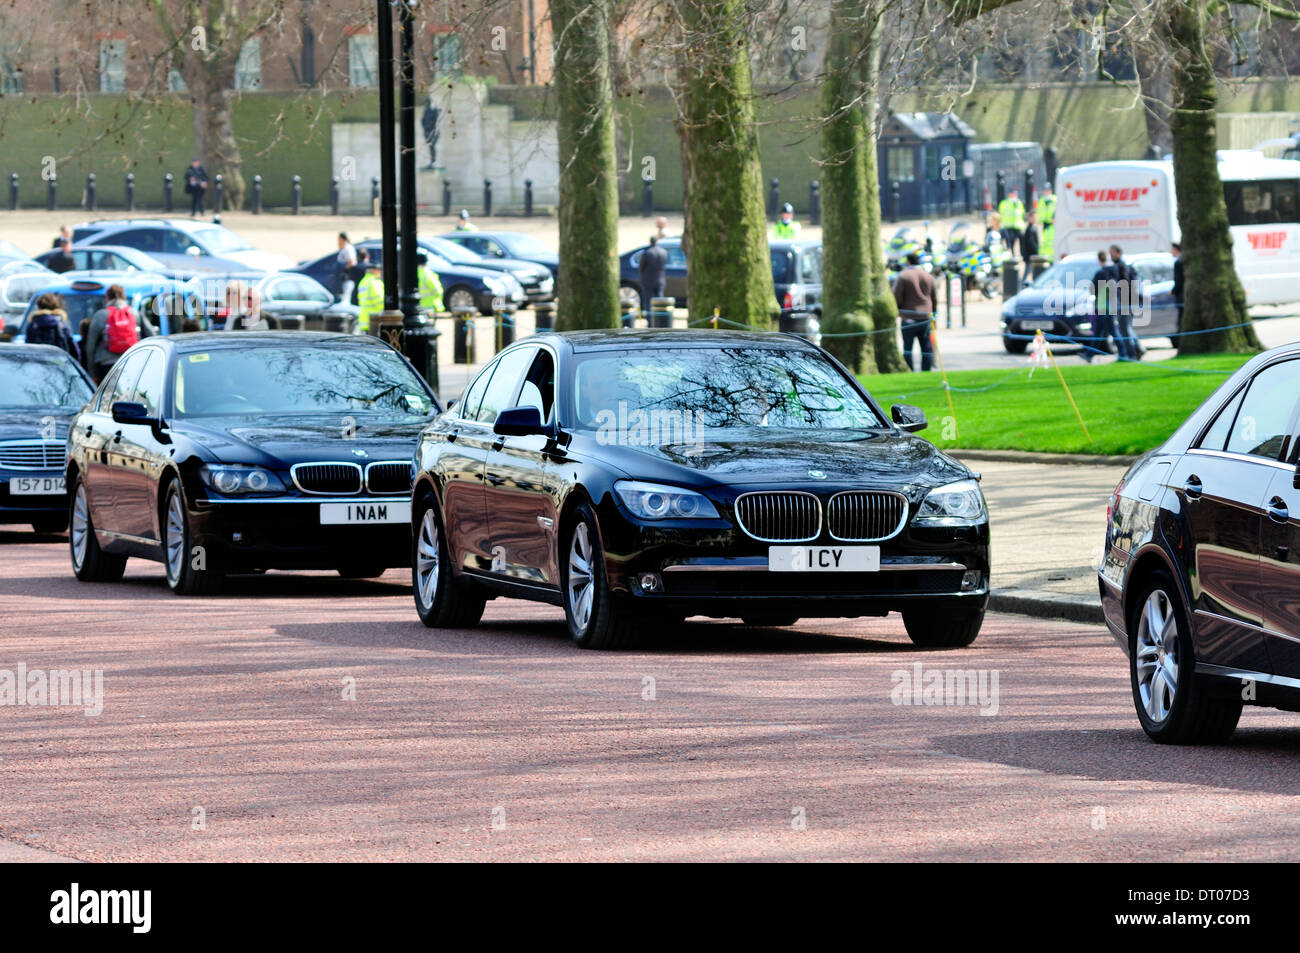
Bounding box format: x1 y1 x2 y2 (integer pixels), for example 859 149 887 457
1108 244 1141 361
1171 242 1185 333
637 236 668 319
48 239 76 274
184 159 208 217
1083 250 1112 363
893 251 937 371
1020 211 1040 262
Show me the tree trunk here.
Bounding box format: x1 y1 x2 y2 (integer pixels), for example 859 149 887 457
552 0 621 330
1156 0 1260 354
1133 39 1173 156
677 0 778 329
191 78 246 210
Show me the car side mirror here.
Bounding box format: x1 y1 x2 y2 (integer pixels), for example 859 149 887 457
494 406 546 437
186 246 202 257
891 403 927 433
111 401 153 425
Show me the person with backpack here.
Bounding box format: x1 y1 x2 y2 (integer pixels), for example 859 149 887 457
24 293 80 362
85 284 155 382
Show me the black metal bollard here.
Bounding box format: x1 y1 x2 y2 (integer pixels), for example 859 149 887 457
641 178 653 217
1045 146 1058 189
524 179 533 218
483 179 492 217
8 173 17 211
163 173 174 213
214 173 223 213
809 180 820 226
768 177 780 219
252 174 263 214
125 173 135 212
292 175 302 215
46 175 56 211
890 181 900 223
330 176 340 216
441 179 450 217
533 301 555 331
995 170 1006 207
1023 169 1034 211
85 173 96 212
370 176 380 216
494 303 516 352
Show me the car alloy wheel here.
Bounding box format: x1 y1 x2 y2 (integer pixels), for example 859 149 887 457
567 522 595 631
447 287 477 312
411 491 484 628
618 284 641 308
68 476 126 583
165 488 187 586
415 506 440 611
70 482 90 571
1134 588 1180 724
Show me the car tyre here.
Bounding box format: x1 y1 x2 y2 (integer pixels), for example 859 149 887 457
413 491 485 628
1002 335 1028 355
31 515 68 535
1129 571 1241 744
902 605 984 647
163 481 223 595
69 476 127 582
563 502 641 650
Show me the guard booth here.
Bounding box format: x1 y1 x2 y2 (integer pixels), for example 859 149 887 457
877 112 976 219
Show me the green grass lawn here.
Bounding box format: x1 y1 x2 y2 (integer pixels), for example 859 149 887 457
859 354 1254 455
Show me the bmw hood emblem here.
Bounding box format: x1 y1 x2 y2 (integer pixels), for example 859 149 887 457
352 449 368 458
808 469 826 480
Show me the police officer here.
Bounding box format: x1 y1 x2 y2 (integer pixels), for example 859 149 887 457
1037 185 1057 259
997 187 1025 256
773 203 801 239
356 261 384 334
456 209 478 232
416 252 444 316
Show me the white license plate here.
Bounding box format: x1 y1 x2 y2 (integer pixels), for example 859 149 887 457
320 501 410 525
1020 319 1055 330
8 476 65 496
768 545 880 572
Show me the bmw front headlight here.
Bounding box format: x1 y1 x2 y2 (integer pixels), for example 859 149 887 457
199 464 286 495
483 276 506 293
614 481 720 520
913 479 987 526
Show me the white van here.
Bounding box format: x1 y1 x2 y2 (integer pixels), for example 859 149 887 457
1053 154 1300 305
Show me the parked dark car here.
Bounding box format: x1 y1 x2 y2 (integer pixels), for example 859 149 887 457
1000 252 1180 354
618 238 822 319
437 230 559 278
72 219 293 274
423 236 554 303
0 344 96 534
411 329 990 649
1100 342 1300 743
65 332 441 594
293 239 524 315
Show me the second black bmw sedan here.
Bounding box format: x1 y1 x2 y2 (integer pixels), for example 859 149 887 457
411 330 990 649
66 332 441 593
1101 342 1300 743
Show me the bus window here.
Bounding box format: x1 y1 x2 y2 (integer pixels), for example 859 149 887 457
1223 179 1300 226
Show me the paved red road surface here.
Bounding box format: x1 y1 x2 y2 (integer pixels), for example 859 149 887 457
3 528 1300 862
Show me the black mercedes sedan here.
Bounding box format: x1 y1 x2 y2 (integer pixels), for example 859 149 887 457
411 329 990 649
66 332 441 594
0 344 95 534
1100 342 1300 744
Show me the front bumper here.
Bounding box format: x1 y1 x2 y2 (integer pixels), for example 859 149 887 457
0 469 67 523
1003 316 1092 343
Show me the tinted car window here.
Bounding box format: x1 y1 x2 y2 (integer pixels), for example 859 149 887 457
107 350 150 409
665 244 686 268
0 352 92 408
1223 360 1299 460
516 349 555 422
475 346 535 424
456 360 497 422
131 349 166 416
1198 387 1245 453
162 230 193 255
114 229 163 254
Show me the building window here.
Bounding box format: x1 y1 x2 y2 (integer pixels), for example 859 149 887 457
99 38 126 92
349 33 377 88
235 37 262 90
887 147 915 184
433 33 462 79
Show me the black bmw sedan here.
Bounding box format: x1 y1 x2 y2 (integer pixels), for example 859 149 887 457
66 332 441 594
411 330 990 649
1101 342 1300 743
0 344 95 534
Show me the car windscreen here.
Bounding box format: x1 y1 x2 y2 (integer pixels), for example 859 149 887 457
0 351 92 408
425 238 482 265
570 346 885 435
1031 262 1096 290
502 234 550 255
192 226 253 254
171 344 436 418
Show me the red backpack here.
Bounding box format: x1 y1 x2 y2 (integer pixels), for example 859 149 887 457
105 304 139 354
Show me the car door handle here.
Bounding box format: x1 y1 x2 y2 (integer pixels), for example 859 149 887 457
1268 497 1290 524
491 437 505 451
113 430 122 444
1183 475 1202 500
446 429 458 443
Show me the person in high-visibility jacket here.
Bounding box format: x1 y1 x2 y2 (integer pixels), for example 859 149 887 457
773 202 801 239
456 208 478 232
356 262 384 334
997 188 1026 257
416 252 444 315
1037 185 1057 259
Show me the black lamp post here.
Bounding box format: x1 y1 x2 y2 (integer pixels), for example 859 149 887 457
376 0 399 317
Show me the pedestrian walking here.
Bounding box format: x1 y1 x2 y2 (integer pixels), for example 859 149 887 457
1021 211 1040 264
773 203 801 239
1083 250 1112 364
654 216 669 240
1108 244 1142 361
336 233 358 304
85 284 154 381
51 224 71 249
997 187 1025 256
416 253 444 316
48 239 76 274
638 235 668 317
893 251 937 372
183 159 208 217
1037 185 1057 259
23 293 80 362
345 249 370 306
1171 242 1185 334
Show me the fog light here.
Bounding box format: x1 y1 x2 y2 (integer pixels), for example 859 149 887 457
961 570 983 591
638 572 663 593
